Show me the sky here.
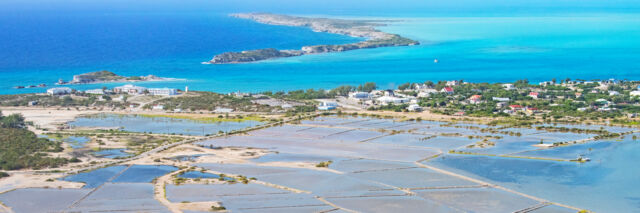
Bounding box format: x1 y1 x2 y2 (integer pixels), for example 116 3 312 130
1 0 639 15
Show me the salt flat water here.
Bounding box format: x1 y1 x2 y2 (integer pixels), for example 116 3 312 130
1 10 640 94
429 138 640 212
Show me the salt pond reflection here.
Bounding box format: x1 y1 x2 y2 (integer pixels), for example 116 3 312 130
69 113 263 136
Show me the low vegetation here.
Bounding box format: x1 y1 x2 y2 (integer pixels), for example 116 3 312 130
0 111 70 170
145 91 274 112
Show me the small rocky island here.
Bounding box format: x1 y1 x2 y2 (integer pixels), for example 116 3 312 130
207 13 420 64
59 70 169 85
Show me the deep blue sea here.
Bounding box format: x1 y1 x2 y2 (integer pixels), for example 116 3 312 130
1 11 639 94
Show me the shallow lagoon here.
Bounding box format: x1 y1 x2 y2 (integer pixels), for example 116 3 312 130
69 113 263 136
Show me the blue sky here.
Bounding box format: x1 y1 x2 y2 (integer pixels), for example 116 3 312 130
2 0 639 15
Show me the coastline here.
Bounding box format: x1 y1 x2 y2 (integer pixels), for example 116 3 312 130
206 13 419 64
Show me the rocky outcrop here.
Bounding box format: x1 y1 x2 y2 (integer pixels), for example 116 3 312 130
207 13 419 64
210 48 303 64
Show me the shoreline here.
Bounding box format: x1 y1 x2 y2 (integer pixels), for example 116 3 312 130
206 13 419 64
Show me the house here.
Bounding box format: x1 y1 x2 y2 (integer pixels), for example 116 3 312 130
28 101 38 106
609 91 621 96
47 87 72 95
407 104 423 112
539 81 555 86
414 84 430 90
631 91 640 96
417 89 438 98
384 90 395 97
148 88 178 96
113 84 146 95
502 84 515 90
441 87 454 94
468 95 482 104
446 81 460 86
453 111 465 116
528 92 539 99
525 107 539 113
230 91 250 98
496 102 507 108
575 92 582 98
509 105 523 110
377 96 410 105
492 97 510 102
318 101 338 110
85 89 105 95
349 92 371 100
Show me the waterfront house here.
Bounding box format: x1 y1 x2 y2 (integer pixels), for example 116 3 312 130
85 89 105 95
113 84 146 95
318 101 338 110
539 81 555 86
148 88 178 96
446 81 460 86
453 111 465 116
414 83 430 90
47 87 72 95
441 87 454 94
407 104 423 112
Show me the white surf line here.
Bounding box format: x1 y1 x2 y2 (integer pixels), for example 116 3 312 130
414 159 583 212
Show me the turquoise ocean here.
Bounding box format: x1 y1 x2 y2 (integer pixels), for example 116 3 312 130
2 1 640 212
1 10 640 95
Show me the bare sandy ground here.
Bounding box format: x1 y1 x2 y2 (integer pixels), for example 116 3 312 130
0 107 106 132
0 173 84 194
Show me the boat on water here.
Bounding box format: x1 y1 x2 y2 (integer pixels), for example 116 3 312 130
14 86 24 89
434 59 439 63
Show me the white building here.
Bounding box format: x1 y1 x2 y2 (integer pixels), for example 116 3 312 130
318 101 338 110
85 89 105 95
377 96 410 105
113 84 146 95
492 97 510 102
148 88 178 96
630 91 640 96
539 81 555 86
349 92 371 100
47 87 72 95
609 91 621 96
502 84 515 90
446 81 460 86
407 104 423 112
